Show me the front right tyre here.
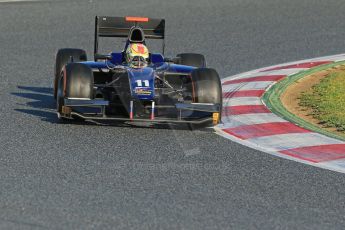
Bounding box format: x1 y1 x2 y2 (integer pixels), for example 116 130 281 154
54 48 87 99
57 63 94 120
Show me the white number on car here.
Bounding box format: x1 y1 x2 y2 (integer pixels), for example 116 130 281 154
135 80 150 87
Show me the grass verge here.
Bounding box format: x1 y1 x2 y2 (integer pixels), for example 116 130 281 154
299 71 345 132
262 61 345 141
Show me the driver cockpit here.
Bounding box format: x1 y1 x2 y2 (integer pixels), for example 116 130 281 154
124 27 150 68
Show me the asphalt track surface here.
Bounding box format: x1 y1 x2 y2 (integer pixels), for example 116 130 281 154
1 0 345 229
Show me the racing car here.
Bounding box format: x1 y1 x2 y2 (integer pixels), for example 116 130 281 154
54 16 222 128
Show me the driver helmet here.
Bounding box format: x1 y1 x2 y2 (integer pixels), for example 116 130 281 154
125 43 149 68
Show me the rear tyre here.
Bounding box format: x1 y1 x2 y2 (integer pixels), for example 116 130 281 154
56 63 94 121
54 48 87 99
188 68 222 130
176 53 206 68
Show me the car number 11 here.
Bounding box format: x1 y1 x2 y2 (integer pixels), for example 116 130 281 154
135 80 150 87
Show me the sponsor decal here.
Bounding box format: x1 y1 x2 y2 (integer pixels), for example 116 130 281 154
135 87 152 95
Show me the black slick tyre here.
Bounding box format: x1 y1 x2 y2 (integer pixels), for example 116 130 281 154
188 68 222 130
54 48 87 99
56 63 94 121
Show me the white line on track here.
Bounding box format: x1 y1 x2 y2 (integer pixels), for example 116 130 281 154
222 81 274 92
231 68 308 80
223 97 263 106
214 126 345 174
220 113 286 129
221 53 345 82
248 133 344 151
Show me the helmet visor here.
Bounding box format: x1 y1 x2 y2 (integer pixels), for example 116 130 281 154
129 55 148 68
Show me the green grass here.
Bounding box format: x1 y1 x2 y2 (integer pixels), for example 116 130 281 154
299 71 345 132
262 61 345 141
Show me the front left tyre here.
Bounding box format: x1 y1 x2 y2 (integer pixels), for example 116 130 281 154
190 68 222 105
188 68 222 130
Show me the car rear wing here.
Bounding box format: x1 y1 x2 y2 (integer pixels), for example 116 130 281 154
94 16 166 56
